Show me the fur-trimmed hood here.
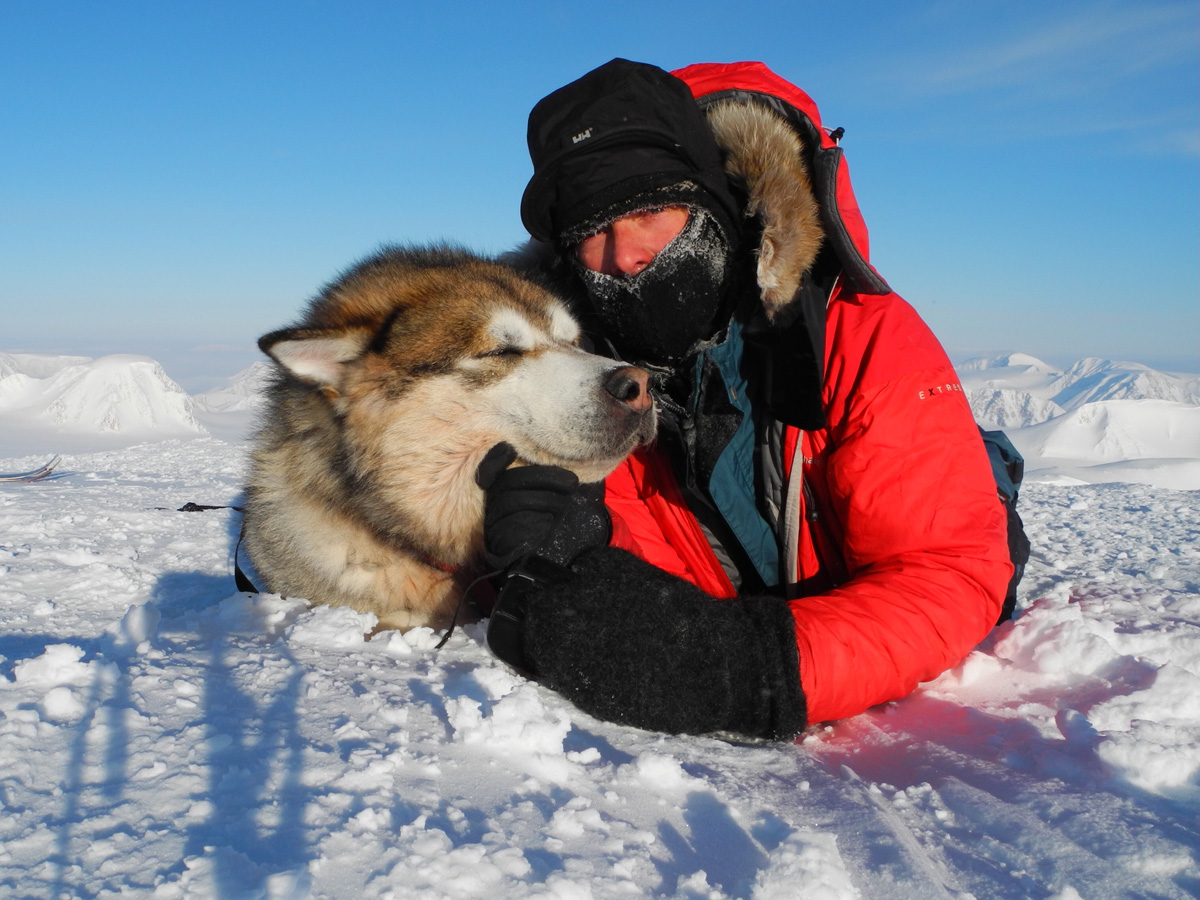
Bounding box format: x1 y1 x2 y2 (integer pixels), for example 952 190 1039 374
682 61 893 316
703 97 824 323
509 64 889 329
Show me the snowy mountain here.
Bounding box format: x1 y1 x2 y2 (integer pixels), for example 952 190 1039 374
958 354 1065 430
1009 398 1200 488
0 354 205 454
956 351 1063 387
958 353 1200 419
191 361 272 413
962 388 1065 429
1051 357 1200 410
189 362 272 443
0 351 94 379
955 354 1200 489
3 350 1199 488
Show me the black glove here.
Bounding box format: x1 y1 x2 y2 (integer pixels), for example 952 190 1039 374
514 546 807 741
476 443 613 674
475 443 611 571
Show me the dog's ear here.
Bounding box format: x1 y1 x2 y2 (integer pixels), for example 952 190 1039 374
258 327 372 387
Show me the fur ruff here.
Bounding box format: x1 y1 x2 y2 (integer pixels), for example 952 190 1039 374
704 100 824 322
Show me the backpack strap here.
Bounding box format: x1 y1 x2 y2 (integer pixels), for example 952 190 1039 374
978 427 1032 623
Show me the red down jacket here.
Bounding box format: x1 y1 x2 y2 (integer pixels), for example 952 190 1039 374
601 63 1013 724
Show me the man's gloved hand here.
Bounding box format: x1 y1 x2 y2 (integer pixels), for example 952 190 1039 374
475 442 611 571
476 442 613 674
514 546 807 741
475 447 806 740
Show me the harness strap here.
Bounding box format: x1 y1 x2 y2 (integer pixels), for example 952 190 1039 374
782 449 804 598
433 568 503 650
162 502 261 592
233 527 259 593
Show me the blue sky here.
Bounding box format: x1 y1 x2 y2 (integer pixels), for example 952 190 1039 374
3 1 1197 390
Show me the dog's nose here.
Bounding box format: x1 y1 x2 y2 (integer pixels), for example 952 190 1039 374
604 366 652 413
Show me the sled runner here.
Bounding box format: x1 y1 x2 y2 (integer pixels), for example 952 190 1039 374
0 456 62 483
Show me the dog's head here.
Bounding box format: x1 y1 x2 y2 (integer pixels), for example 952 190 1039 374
259 246 657 490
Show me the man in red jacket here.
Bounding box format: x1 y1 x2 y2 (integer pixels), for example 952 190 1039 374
479 59 1014 740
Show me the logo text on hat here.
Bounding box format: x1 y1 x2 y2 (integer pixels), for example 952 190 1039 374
571 128 593 144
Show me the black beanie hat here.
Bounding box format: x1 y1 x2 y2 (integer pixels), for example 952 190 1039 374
520 59 742 243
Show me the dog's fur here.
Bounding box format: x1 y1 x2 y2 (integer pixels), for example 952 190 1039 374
242 245 656 631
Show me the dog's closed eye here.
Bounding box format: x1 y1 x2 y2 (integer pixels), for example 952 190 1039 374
477 346 524 359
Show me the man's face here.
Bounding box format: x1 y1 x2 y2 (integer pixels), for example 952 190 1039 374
567 204 734 366
574 207 689 277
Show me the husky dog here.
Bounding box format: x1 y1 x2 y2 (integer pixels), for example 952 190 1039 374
242 245 656 631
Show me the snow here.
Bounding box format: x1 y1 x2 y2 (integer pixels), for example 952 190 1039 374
190 362 273 445
0 352 96 379
191 363 272 415
963 388 1065 429
1 351 1198 898
1051 358 1200 409
0 354 208 455
958 354 1200 490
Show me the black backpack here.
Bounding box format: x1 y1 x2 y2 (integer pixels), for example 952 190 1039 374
979 428 1032 623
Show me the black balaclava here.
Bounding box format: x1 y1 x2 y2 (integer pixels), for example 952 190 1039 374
572 203 734 367
521 59 745 369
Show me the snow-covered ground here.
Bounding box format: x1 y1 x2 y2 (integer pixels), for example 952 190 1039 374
1 352 1198 899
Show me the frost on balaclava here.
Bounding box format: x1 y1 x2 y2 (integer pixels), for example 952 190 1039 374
573 207 735 368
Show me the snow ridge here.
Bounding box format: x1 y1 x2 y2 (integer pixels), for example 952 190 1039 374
191 362 272 413
956 354 1200 489
0 354 205 438
2 350 1198 488
1051 357 1200 409
958 353 1200 420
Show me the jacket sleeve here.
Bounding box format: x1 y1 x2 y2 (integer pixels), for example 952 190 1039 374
790 293 1013 723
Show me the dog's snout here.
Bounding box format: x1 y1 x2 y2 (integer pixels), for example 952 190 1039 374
604 366 652 413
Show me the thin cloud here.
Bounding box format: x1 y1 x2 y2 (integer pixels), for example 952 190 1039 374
860 3 1199 154
953 103 1200 151
907 4 1196 97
